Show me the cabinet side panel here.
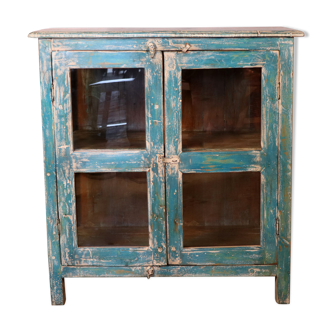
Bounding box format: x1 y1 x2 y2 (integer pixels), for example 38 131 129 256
276 39 294 304
38 39 65 305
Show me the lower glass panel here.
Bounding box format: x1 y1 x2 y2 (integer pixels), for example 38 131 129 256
75 172 149 247
183 172 261 247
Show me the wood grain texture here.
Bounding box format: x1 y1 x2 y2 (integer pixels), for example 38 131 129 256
179 150 263 172
51 38 287 52
38 39 65 305
275 39 294 304
61 265 277 278
181 68 261 144
32 35 299 304
72 150 150 172
28 27 304 38
53 51 166 266
183 226 261 247
164 50 279 265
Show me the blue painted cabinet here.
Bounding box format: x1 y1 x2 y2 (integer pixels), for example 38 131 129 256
29 27 303 305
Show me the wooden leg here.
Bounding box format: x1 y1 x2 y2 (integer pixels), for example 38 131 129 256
274 277 290 305
50 277 66 305
275 241 291 304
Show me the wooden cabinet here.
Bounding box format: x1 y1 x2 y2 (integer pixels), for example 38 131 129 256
29 27 304 305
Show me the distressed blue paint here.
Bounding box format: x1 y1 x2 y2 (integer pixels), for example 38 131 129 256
72 150 150 172
51 38 283 52
261 52 279 264
62 265 277 278
38 39 65 305
165 164 182 264
164 50 279 266
53 50 166 266
179 151 263 172
53 50 154 69
173 51 271 69
276 39 294 304
181 247 269 265
150 159 167 265
69 247 153 266
31 33 300 304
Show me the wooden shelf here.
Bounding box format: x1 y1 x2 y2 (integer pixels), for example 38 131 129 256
183 226 260 247
73 130 146 150
77 225 260 248
182 130 261 150
73 130 261 150
77 226 149 247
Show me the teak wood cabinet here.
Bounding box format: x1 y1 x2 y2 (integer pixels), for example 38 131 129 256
29 27 304 305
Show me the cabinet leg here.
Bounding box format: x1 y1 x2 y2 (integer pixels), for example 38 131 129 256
50 277 66 305
275 275 289 304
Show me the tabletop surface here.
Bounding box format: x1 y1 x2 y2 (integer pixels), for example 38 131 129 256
28 27 304 38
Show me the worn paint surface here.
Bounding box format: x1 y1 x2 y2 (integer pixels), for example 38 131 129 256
164 51 279 265
39 39 65 305
53 51 166 266
28 27 304 38
51 38 284 52
275 39 294 304
33 35 298 304
62 265 277 278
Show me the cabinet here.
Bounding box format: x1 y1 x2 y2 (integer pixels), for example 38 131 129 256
29 27 304 305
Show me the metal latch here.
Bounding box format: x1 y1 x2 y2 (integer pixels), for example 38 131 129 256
182 43 191 53
146 266 154 279
157 155 180 164
148 42 156 58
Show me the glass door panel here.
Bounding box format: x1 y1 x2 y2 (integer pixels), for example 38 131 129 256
53 51 166 266
75 172 149 247
182 68 261 150
183 172 260 247
71 68 146 150
165 51 279 265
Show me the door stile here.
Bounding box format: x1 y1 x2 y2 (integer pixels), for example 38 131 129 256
164 52 182 264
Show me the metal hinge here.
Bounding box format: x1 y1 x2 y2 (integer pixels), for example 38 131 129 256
276 216 280 236
56 219 61 234
157 155 180 164
51 82 54 103
277 81 281 100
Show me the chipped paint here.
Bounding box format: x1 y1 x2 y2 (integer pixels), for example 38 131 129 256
35 34 298 304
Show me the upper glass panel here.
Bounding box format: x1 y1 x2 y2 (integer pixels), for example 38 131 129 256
182 68 261 150
71 68 146 150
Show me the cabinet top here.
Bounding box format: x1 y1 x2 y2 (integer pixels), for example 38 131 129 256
28 27 304 38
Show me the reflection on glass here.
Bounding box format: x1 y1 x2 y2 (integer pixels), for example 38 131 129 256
75 172 149 247
183 172 261 247
71 68 145 150
182 68 261 150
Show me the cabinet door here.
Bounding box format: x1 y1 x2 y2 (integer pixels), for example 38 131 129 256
53 51 166 266
165 51 279 265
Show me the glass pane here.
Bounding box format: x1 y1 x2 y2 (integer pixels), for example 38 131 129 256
183 172 260 247
182 68 261 150
71 68 145 150
75 172 149 247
